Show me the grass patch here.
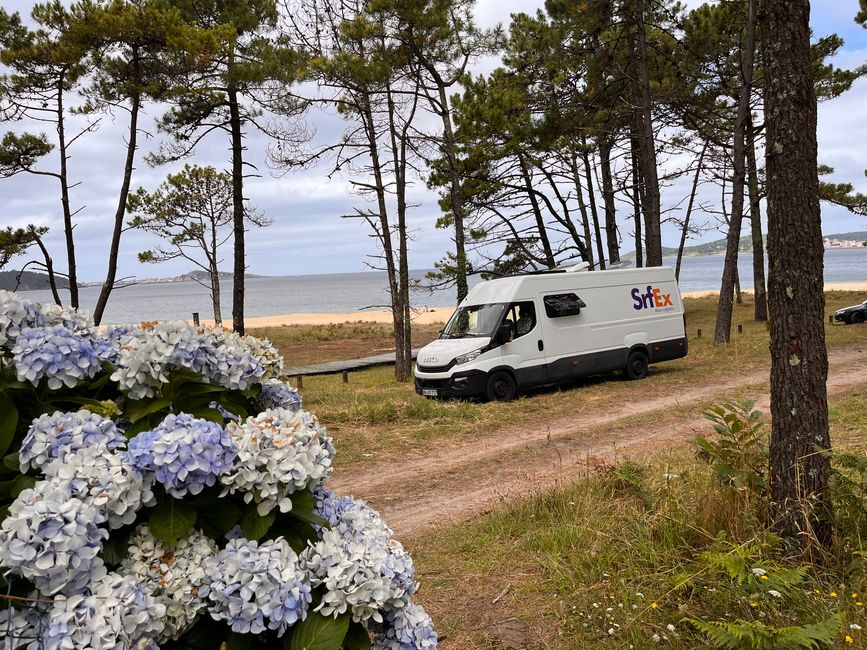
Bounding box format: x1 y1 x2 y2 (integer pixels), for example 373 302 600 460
288 293 867 468
409 388 867 649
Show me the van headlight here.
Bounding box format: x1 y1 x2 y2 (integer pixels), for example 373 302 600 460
454 349 483 365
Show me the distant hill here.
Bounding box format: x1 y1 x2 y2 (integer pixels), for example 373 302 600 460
623 231 867 259
0 270 71 292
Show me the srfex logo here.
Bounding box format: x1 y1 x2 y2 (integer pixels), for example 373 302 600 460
631 285 673 310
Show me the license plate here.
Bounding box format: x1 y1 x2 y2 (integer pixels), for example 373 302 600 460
422 389 438 397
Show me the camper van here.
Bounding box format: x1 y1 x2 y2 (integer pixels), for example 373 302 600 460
414 265 687 401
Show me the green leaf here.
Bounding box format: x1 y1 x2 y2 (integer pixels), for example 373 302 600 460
102 531 132 565
226 632 255 650
288 491 329 528
240 503 276 541
2 453 19 473
10 475 36 498
289 612 350 650
197 499 242 539
125 396 172 424
0 392 18 458
149 498 197 545
344 622 371 650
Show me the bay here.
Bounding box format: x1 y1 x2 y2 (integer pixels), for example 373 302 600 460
17 248 867 324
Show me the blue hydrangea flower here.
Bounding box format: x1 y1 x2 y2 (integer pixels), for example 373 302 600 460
20 410 126 473
127 413 238 498
372 603 438 649
204 537 311 635
12 325 101 390
94 324 136 365
39 572 165 648
256 379 302 412
0 480 108 595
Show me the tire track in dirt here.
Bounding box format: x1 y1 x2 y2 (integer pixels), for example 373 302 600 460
328 346 867 538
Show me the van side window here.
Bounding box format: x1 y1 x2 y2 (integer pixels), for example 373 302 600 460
544 293 585 318
505 301 536 340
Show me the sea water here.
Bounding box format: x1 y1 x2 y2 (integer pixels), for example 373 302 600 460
17 248 867 324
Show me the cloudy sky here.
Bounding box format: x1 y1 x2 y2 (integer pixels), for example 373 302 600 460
3 0 866 282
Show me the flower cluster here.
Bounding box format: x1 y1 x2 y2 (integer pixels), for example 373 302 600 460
20 410 126 472
128 413 238 498
0 480 108 595
373 603 438 650
121 525 217 641
44 446 155 530
221 408 335 515
257 378 302 412
11 325 101 389
302 494 416 623
10 573 166 649
94 324 136 365
110 322 270 399
0 294 437 648
205 537 311 635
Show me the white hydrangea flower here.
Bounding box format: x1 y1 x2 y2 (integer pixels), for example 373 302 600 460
42 446 155 529
0 289 30 348
0 480 108 595
120 525 217 641
110 322 185 399
235 332 283 379
40 572 165 648
221 408 335 516
301 494 416 624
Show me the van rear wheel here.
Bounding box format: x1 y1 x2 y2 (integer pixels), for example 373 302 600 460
625 350 649 380
486 371 517 402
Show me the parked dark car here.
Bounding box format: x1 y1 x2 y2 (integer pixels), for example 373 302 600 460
834 299 867 324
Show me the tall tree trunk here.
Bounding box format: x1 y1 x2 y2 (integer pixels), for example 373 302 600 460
570 150 594 269
436 84 468 304
735 266 743 304
747 113 768 321
56 73 78 308
630 131 643 268
714 0 756 344
33 234 62 306
93 81 140 325
387 83 414 381
599 137 620 264
360 95 403 382
519 156 556 268
676 141 708 281
228 85 246 335
762 0 831 549
209 223 222 325
634 0 662 266
580 144 606 269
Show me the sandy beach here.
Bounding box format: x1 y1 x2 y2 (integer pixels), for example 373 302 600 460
216 282 867 329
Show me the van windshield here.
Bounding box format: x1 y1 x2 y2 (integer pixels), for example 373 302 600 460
440 304 506 339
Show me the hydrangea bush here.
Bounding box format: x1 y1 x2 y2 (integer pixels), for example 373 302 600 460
0 290 437 649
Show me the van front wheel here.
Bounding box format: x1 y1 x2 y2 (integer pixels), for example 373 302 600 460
625 350 649 380
486 371 517 402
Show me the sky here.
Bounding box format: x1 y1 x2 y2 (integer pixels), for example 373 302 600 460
2 0 866 283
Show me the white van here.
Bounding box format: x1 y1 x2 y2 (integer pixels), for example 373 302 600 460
414 265 687 401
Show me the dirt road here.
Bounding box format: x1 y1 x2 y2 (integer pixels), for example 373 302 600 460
328 345 867 539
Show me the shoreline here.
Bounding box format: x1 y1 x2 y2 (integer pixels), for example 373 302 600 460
226 282 867 329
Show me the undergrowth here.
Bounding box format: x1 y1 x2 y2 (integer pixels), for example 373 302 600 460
414 392 867 649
